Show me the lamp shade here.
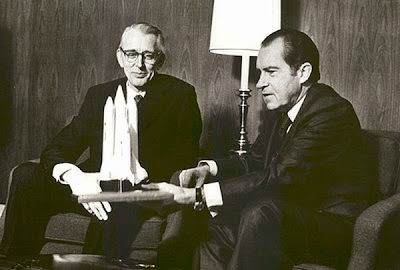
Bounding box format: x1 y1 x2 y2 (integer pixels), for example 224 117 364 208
209 0 281 56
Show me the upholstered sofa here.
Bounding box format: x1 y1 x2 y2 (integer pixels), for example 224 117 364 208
295 129 400 269
1 129 400 269
0 158 175 264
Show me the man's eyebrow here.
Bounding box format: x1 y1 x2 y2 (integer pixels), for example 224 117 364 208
125 49 157 54
257 66 279 71
143 50 158 53
123 49 138 53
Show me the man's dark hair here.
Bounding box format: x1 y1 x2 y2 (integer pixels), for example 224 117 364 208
261 29 320 83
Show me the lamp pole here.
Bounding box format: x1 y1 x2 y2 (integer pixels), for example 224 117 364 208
235 55 251 155
209 0 281 155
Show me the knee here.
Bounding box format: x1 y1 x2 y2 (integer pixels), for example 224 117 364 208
239 197 280 231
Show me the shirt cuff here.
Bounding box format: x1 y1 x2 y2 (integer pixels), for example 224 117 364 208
203 182 223 217
52 163 81 184
198 160 218 176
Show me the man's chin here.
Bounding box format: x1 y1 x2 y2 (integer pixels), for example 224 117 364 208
128 77 150 87
263 99 277 110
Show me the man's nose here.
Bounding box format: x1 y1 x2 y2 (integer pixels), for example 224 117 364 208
256 75 268 89
134 54 145 67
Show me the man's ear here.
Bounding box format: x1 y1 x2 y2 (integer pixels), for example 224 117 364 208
298 62 312 84
116 49 124 68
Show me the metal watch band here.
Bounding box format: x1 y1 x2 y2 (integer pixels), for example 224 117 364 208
193 187 204 211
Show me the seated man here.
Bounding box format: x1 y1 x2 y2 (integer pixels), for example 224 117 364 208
0 22 202 263
146 29 373 269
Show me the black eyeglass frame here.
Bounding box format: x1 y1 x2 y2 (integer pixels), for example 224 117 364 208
119 47 160 64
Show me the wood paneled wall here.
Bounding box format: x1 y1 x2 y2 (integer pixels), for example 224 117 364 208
283 0 400 131
0 0 399 202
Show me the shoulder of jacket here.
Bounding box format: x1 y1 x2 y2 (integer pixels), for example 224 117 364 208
86 78 126 96
307 83 351 107
154 73 194 90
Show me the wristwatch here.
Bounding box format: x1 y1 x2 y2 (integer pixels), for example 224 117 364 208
193 187 205 211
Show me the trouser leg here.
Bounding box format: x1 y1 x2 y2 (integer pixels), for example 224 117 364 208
194 198 285 270
85 202 152 260
197 194 353 270
102 202 142 259
158 208 208 270
82 217 104 255
0 163 83 256
228 197 283 270
194 206 240 270
228 195 353 270
197 223 236 270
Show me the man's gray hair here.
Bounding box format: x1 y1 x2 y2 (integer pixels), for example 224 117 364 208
119 22 166 68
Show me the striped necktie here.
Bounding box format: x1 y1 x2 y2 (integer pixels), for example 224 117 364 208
134 95 143 104
279 113 292 139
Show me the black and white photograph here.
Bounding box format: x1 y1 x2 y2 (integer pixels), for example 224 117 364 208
0 0 399 269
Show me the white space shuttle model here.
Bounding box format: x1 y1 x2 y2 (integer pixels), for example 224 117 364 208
99 85 148 185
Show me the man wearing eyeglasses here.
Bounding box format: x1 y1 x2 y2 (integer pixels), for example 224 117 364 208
0 22 202 266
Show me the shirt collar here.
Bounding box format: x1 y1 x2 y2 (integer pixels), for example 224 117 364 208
126 71 155 97
287 92 307 122
126 81 146 98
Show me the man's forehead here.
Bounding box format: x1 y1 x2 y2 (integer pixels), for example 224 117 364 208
261 38 284 56
121 29 157 47
257 38 285 67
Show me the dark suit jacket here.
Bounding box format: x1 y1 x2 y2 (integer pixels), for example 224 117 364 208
40 73 202 182
213 83 372 218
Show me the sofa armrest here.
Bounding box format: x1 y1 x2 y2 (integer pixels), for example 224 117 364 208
6 159 40 193
348 193 400 270
0 159 40 243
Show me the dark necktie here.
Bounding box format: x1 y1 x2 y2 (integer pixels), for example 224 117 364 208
263 114 290 169
134 95 143 104
279 113 292 139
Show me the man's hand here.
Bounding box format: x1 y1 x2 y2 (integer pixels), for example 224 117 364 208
62 169 112 220
142 182 195 205
179 165 210 188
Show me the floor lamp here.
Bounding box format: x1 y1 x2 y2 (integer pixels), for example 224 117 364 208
209 0 281 155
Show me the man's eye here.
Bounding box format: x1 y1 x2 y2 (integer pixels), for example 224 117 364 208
144 53 155 59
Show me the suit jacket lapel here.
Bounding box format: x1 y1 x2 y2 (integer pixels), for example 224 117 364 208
138 74 169 132
279 84 320 148
110 75 168 133
263 112 282 169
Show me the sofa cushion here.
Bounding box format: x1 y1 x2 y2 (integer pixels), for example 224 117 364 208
45 214 91 245
41 242 84 254
41 211 166 258
362 130 400 199
293 264 335 270
130 216 165 249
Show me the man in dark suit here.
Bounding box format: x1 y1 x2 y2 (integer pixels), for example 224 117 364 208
0 22 202 261
146 29 372 269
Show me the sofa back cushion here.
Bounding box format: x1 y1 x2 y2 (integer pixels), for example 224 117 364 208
362 130 400 200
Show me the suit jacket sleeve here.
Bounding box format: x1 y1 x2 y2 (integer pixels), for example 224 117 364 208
216 94 363 207
213 111 279 180
175 86 202 167
40 87 97 178
159 85 202 180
